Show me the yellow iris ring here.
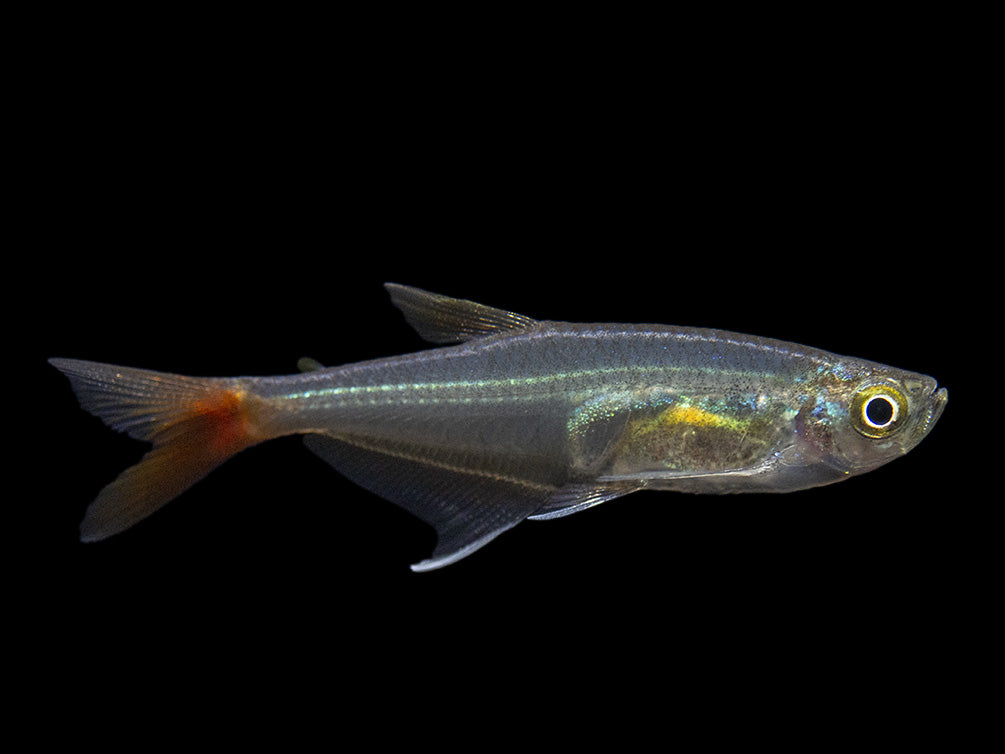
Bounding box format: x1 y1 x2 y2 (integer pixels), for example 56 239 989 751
851 384 909 439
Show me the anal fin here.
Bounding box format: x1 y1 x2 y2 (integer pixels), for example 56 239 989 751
304 433 555 571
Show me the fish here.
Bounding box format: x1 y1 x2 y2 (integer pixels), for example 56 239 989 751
51 283 947 571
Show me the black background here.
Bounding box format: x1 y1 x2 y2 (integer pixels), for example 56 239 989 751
14 12 988 748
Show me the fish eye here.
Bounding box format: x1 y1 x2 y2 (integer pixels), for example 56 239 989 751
865 395 895 426
851 384 909 439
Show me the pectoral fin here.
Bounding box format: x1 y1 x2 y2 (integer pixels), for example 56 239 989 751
528 483 640 520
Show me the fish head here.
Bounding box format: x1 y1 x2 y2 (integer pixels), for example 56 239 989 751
798 362 948 479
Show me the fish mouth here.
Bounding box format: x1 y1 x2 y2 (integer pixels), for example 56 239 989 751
915 384 948 441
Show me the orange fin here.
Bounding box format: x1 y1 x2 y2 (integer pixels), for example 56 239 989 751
50 358 262 541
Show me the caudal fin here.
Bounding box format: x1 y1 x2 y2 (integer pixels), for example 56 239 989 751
50 358 263 541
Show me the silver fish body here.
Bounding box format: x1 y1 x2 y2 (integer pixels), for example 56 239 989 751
51 284 947 570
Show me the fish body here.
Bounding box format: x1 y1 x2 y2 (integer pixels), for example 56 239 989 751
51 284 947 570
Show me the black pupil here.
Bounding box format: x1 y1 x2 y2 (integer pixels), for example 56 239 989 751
866 396 894 426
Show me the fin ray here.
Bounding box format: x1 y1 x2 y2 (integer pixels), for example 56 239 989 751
50 358 262 541
529 483 639 520
385 283 537 344
304 432 553 570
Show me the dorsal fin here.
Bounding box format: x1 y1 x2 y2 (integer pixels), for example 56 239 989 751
385 283 537 344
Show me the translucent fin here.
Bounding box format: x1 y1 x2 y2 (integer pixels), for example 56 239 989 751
528 483 639 521
50 358 262 541
384 283 538 344
304 433 554 571
297 357 325 372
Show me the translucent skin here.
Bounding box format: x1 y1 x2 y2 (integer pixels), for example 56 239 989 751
249 321 946 497
52 285 947 570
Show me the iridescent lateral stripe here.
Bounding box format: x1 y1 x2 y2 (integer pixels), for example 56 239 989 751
265 326 841 408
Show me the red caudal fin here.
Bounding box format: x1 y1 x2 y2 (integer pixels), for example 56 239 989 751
50 358 264 541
